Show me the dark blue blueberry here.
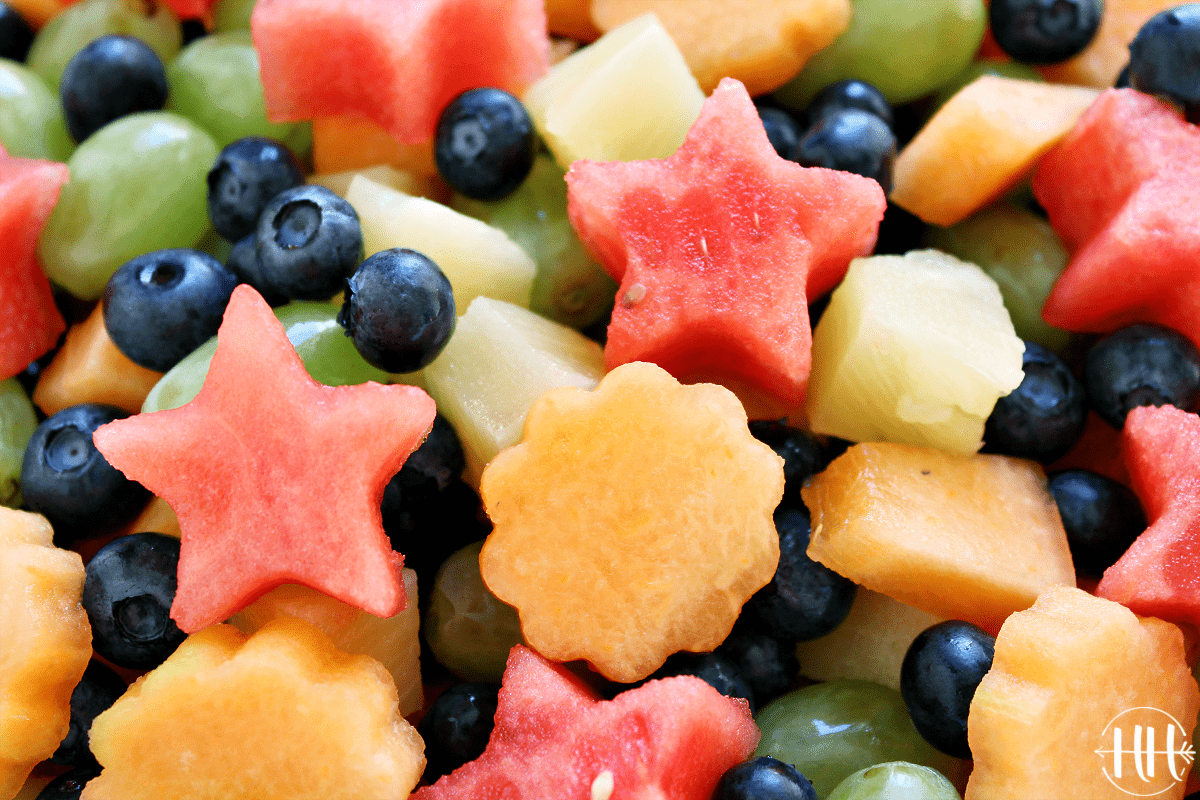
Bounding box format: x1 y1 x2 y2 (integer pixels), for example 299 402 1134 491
718 632 798 708
983 341 1087 463
1129 4 1200 117
418 682 500 780
1115 60 1133 88
790 108 896 193
255 184 363 301
746 508 857 642
1084 323 1200 429
35 766 101 800
900 620 995 759
102 248 239 372
51 660 126 768
82 532 187 670
0 2 34 62
649 651 755 712
757 106 803 159
713 756 818 800
21 404 149 542
434 87 536 201
989 0 1103 64
59 34 168 143
1049 469 1146 576
806 79 893 128
206 137 305 242
338 247 455 373
226 233 288 306
180 17 207 45
748 420 824 512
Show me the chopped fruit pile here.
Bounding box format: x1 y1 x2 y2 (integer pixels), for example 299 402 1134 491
7 1 1200 799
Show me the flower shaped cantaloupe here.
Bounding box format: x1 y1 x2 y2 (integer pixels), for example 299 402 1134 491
479 361 784 683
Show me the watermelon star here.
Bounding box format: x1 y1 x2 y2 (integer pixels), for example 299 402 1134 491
566 77 885 420
93 285 436 633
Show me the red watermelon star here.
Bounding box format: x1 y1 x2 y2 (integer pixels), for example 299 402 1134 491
1034 89 1200 348
566 78 885 420
93 285 436 633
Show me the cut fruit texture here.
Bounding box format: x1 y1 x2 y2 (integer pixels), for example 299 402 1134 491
81 619 425 800
0 507 90 800
479 361 782 683
966 585 1199 800
805 250 1024 455
802 442 1075 634
523 13 705 167
589 0 851 96
1039 0 1182 88
310 164 447 205
546 0 600 41
891 76 1099 227
310 115 438 176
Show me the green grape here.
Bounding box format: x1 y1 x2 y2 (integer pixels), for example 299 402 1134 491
0 59 74 161
38 112 218 301
827 762 962 800
194 225 233 264
0 379 38 508
931 58 1043 111
423 540 524 683
774 0 987 108
141 301 394 413
925 202 1070 353
754 680 966 799
26 0 181 92
165 31 312 156
452 154 616 329
212 0 257 32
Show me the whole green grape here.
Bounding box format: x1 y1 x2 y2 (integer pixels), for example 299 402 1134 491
166 31 311 156
754 680 966 799
452 154 616 329
212 0 257 32
931 58 1043 111
774 0 987 108
37 112 218 300
827 762 962 800
0 379 38 508
0 59 74 161
26 0 181 92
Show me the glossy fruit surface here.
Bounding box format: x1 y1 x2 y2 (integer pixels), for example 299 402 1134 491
807 78 893 127
1128 4 1200 113
60 34 168 143
254 184 363 300
1049 469 1146 576
713 756 818 800
983 341 1086 463
899 620 995 758
417 682 500 780
1084 323 1200 428
0 1 33 60
790 108 896 192
826 762 961 800
0 59 74 161
434 87 536 201
206 135 305 242
989 0 1103 64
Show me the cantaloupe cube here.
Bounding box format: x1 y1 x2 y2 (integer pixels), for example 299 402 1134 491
966 586 1199 800
891 76 1099 226
805 250 1024 455
1039 0 1180 88
311 114 437 176
801 442 1075 633
546 0 601 41
523 13 704 167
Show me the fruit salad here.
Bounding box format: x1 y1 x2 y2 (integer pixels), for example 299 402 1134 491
4 0 1200 799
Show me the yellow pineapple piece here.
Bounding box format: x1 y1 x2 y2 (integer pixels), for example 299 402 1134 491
309 164 447 204
479 361 782 683
0 508 90 800
82 619 424 800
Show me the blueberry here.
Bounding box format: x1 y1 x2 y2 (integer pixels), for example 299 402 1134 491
900 620 995 759
806 79 894 128
180 17 207 45
874 202 929 256
746 508 857 642
1084 324 1200 429
82 532 187 670
51 660 126 768
757 106 802 159
1049 469 1147 576
649 651 755 711
983 341 1087 463
1128 5 1200 118
418 682 500 780
226 233 288 306
21 404 149 542
60 34 168 143
790 108 897 193
748 420 824 512
434 87 536 201
255 184 363 301
206 137 305 242
718 632 798 708
102 248 239 372
1115 60 1133 88
0 2 34 62
338 248 455 373
989 0 1103 64
713 756 818 800
35 766 101 800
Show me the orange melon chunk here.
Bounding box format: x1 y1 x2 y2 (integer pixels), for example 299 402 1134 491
891 76 1099 227
589 0 851 95
479 361 783 683
0 508 90 800
1039 0 1180 88
801 442 1075 634
966 586 1199 800
82 618 424 800
547 0 601 41
311 114 438 177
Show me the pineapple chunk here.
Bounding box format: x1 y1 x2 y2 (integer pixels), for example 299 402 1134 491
806 249 1024 454
423 296 606 485
523 13 704 167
